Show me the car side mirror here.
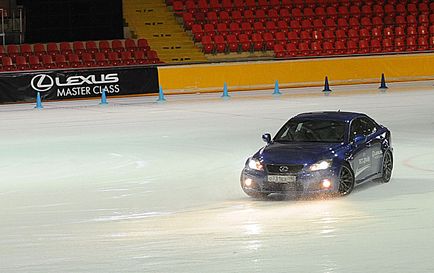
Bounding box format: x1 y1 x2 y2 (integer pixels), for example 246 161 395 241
353 134 366 147
262 133 272 144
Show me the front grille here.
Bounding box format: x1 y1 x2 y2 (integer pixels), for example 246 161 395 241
262 182 303 192
266 164 304 174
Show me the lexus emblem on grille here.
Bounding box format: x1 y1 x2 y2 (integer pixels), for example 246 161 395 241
279 166 289 172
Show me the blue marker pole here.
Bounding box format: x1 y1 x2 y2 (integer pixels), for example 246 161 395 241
157 86 166 102
100 88 108 105
221 82 230 98
273 80 281 95
35 92 43 109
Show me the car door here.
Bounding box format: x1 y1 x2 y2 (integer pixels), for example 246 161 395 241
348 118 375 182
362 117 383 176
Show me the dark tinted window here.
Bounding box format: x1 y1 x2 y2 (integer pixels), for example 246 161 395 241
350 117 377 137
275 119 346 143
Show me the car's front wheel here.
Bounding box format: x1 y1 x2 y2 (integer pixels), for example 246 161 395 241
380 150 393 183
338 164 355 196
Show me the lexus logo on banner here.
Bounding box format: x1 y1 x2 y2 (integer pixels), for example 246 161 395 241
31 74 54 92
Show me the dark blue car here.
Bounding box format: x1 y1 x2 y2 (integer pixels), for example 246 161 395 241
240 111 393 198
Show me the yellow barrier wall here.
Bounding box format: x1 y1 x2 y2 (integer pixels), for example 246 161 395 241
158 53 434 93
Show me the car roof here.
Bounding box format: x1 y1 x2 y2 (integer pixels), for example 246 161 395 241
292 111 367 122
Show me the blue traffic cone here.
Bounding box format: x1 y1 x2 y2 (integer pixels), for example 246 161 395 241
157 86 166 102
221 82 230 98
323 76 332 92
100 88 108 105
35 92 43 109
379 73 388 89
273 80 281 95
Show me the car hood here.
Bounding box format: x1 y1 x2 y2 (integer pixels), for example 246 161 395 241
256 142 344 165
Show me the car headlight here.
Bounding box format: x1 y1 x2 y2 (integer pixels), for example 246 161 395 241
309 159 332 171
247 158 264 171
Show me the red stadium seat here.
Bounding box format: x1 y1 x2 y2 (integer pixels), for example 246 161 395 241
16 55 30 70
219 11 231 24
311 41 322 55
337 18 349 30
287 31 299 42
73 41 86 55
336 29 347 42
125 39 137 52
33 44 46 58
54 54 70 68
133 50 148 64
406 37 417 51
279 9 291 23
230 10 242 24
325 18 336 30
358 40 369 53
138 39 150 51
370 39 382 53
229 22 241 36
289 20 301 33
313 19 324 31
326 6 337 20
241 22 253 36
312 30 323 41
243 9 255 24
418 37 428 51
348 28 359 42
204 23 216 38
85 41 98 55
201 35 214 53
268 9 279 23
252 33 264 51
418 26 428 37
120 51 136 65
98 41 111 54
206 11 218 25
29 55 43 70
300 30 311 41
60 42 73 55
42 54 57 69
382 38 394 52
7 44 20 60
263 33 274 50
394 38 405 52
334 40 346 54
349 5 361 18
227 34 239 52
95 52 109 66
238 34 251 52
337 6 349 19
359 28 370 41
383 27 393 39
275 31 287 45
192 24 204 41
20 44 32 57
394 26 405 37
1 56 15 71
277 20 289 33
301 19 313 31
303 7 314 18
81 52 96 67
183 12 194 29
323 41 334 55
111 40 124 53
214 35 226 53
323 30 335 42
265 21 277 35
349 17 360 30
67 53 82 68
347 40 358 54
255 9 266 24
299 42 310 56
108 52 123 66
274 44 285 58
286 43 298 57
253 21 266 35
216 23 228 35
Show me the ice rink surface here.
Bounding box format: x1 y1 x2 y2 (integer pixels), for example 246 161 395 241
1 81 434 273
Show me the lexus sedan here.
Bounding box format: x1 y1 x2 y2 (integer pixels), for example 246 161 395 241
240 111 393 198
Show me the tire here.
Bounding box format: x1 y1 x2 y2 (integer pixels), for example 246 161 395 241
380 150 393 183
338 163 355 196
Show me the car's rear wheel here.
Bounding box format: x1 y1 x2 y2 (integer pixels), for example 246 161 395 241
381 150 393 183
338 164 355 196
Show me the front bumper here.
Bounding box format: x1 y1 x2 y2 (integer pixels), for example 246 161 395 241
240 166 340 196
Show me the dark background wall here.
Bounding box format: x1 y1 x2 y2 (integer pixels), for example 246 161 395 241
22 0 123 43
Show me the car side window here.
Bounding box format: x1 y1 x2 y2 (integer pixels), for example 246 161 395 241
350 118 363 137
360 117 377 136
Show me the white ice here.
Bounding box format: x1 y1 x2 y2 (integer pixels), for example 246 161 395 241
1 81 434 273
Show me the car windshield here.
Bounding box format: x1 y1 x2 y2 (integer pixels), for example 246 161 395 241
274 119 346 143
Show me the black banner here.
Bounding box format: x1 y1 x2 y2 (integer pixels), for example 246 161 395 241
0 66 159 103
